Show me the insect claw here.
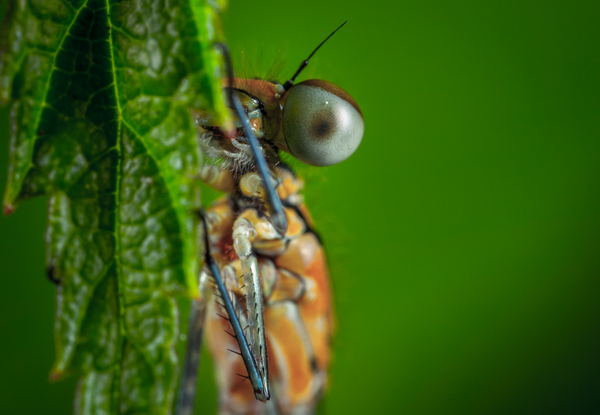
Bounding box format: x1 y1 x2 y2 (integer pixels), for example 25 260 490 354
270 210 288 236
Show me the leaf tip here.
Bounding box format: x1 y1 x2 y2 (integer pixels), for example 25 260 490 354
49 369 64 382
3 202 15 216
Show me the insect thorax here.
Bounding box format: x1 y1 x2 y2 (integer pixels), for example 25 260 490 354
198 89 280 175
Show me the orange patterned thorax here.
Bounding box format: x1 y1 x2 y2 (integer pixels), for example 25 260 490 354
203 165 333 415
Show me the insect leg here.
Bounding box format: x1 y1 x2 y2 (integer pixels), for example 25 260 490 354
199 209 269 402
232 216 271 403
197 163 236 193
215 42 288 235
175 270 211 415
238 171 283 208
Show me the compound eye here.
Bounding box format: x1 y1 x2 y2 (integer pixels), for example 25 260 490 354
282 80 364 166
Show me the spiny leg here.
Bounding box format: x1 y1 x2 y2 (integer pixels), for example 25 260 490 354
233 217 271 402
176 209 269 415
200 209 269 401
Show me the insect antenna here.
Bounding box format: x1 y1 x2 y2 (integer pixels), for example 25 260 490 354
282 21 347 90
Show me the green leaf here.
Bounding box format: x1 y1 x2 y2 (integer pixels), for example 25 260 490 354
1 0 229 413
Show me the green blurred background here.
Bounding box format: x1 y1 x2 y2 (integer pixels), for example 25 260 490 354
1 0 599 414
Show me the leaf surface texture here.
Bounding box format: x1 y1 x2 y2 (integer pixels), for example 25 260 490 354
0 0 228 413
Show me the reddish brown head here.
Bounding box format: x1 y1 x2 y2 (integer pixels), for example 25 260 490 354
237 78 364 167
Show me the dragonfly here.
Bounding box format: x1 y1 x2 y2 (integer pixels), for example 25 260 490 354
176 22 363 415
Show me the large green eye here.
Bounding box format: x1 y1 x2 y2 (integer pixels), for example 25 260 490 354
281 80 364 166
